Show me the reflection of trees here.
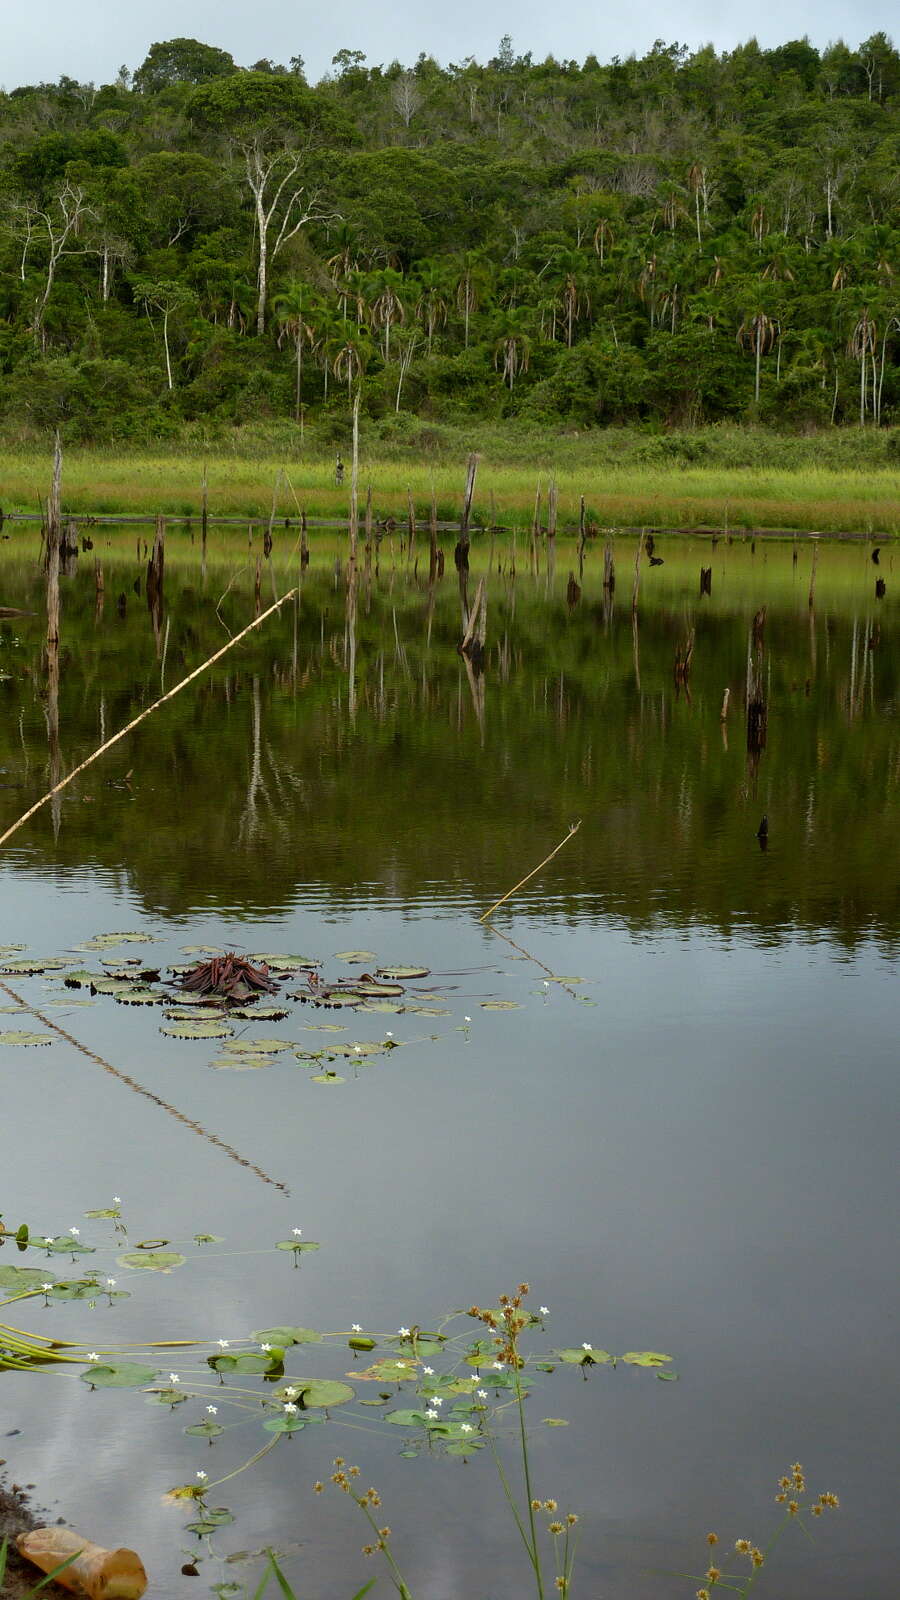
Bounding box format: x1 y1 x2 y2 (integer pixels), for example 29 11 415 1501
2 539 900 949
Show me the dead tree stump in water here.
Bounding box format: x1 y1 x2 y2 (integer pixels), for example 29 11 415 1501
700 566 712 595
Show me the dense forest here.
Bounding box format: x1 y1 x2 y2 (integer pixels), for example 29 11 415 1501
0 33 898 441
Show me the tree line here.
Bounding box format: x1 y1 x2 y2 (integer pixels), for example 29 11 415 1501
0 32 897 439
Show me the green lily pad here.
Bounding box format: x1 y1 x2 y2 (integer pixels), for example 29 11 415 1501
348 982 405 998
84 1208 120 1220
299 1022 346 1033
542 1417 570 1426
275 1240 320 1253
1 958 72 975
147 1387 188 1406
263 1414 306 1433
0 1266 56 1289
78 933 157 948
480 1001 520 1010
349 1335 377 1351
364 1358 418 1382
210 1055 276 1070
333 951 376 962
555 1347 611 1364
81 1360 159 1387
185 1420 225 1436
252 1327 322 1347
293 1379 355 1407
0 1030 52 1047
387 1408 428 1427
193 1234 224 1244
225 1037 293 1053
186 1508 233 1533
327 1041 383 1058
90 978 135 996
115 989 164 1006
161 1020 233 1039
117 1251 186 1272
63 970 102 987
44 1237 95 1255
228 1007 290 1021
249 955 320 971
377 966 430 980
209 1352 280 1375
404 1005 450 1016
622 1351 673 1367
311 1072 346 1083
358 1001 404 1014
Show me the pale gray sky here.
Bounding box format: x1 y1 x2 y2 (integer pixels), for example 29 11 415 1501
2 0 896 90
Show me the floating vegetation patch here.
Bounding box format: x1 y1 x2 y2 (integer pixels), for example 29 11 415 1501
81 1360 159 1387
228 1006 290 1021
117 1251 186 1272
0 1029 52 1046
377 966 431 981
249 954 321 972
1 957 73 975
209 1054 275 1070
161 1019 233 1040
75 932 158 950
180 953 279 1002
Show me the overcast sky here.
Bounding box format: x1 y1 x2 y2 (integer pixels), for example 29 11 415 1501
2 0 896 90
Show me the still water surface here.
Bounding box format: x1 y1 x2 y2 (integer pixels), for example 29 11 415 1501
0 526 897 1598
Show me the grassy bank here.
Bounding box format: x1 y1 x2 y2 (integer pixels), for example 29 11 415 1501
1 426 898 533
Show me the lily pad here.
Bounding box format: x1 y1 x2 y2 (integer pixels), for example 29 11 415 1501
0 1265 56 1289
63 970 102 988
333 951 376 962
1 957 72 975
209 1352 279 1375
81 1360 159 1387
357 1358 418 1383
224 1037 292 1053
44 1237 95 1256
387 1408 428 1427
292 1379 354 1407
327 1041 383 1058
377 966 430 980
349 982 404 998
77 933 157 949
249 955 321 971
115 989 164 1006
275 1240 320 1253
622 1351 673 1367
186 1509 233 1534
117 1251 186 1272
311 1073 345 1084
0 1030 52 1047
480 1001 520 1010
252 1326 322 1347
359 1000 404 1014
555 1347 611 1365
210 1054 275 1070
185 1420 225 1437
161 1020 233 1040
228 1007 290 1021
90 978 135 996
263 1415 306 1433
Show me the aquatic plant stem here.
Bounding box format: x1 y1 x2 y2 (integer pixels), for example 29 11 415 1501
478 821 581 922
0 587 299 849
515 1364 546 1600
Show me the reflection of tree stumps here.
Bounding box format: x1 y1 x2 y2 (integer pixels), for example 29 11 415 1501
746 606 767 767
632 530 645 614
146 513 165 655
429 486 438 584
566 572 581 608
44 431 62 649
364 484 373 578
254 555 261 619
578 496 586 580
603 540 615 592
94 558 104 622
300 510 309 570
700 566 712 596
632 610 641 692
876 577 886 599
345 573 358 723
460 576 486 673
674 628 695 692
808 538 819 609
547 479 557 590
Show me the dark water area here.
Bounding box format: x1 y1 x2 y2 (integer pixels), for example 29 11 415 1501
0 525 897 1599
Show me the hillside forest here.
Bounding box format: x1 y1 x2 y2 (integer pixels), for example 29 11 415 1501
0 33 898 442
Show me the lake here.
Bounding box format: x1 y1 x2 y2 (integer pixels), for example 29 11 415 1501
1 522 897 1599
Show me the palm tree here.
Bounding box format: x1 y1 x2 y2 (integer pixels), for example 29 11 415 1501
453 252 490 348
847 307 878 426
413 261 450 354
737 308 778 405
552 251 591 347
274 281 316 422
368 268 406 361
330 321 373 404
493 308 532 390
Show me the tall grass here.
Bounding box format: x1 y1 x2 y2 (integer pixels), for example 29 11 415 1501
1 448 898 533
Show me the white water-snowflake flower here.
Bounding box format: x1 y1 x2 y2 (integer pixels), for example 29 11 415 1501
292 1228 303 1236
69 1227 80 1236
477 1389 487 1399
217 1339 230 1349
106 1279 117 1288
423 1366 434 1375
260 1343 272 1352
582 1342 592 1351
206 1405 217 1414
540 1306 549 1315
112 1197 121 1204
196 1471 207 1481
87 1352 98 1361
460 1424 473 1433
431 1396 443 1406
283 1403 298 1415
398 1326 410 1337
169 1373 180 1383
492 1361 503 1370
425 1409 438 1420
42 1283 52 1292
